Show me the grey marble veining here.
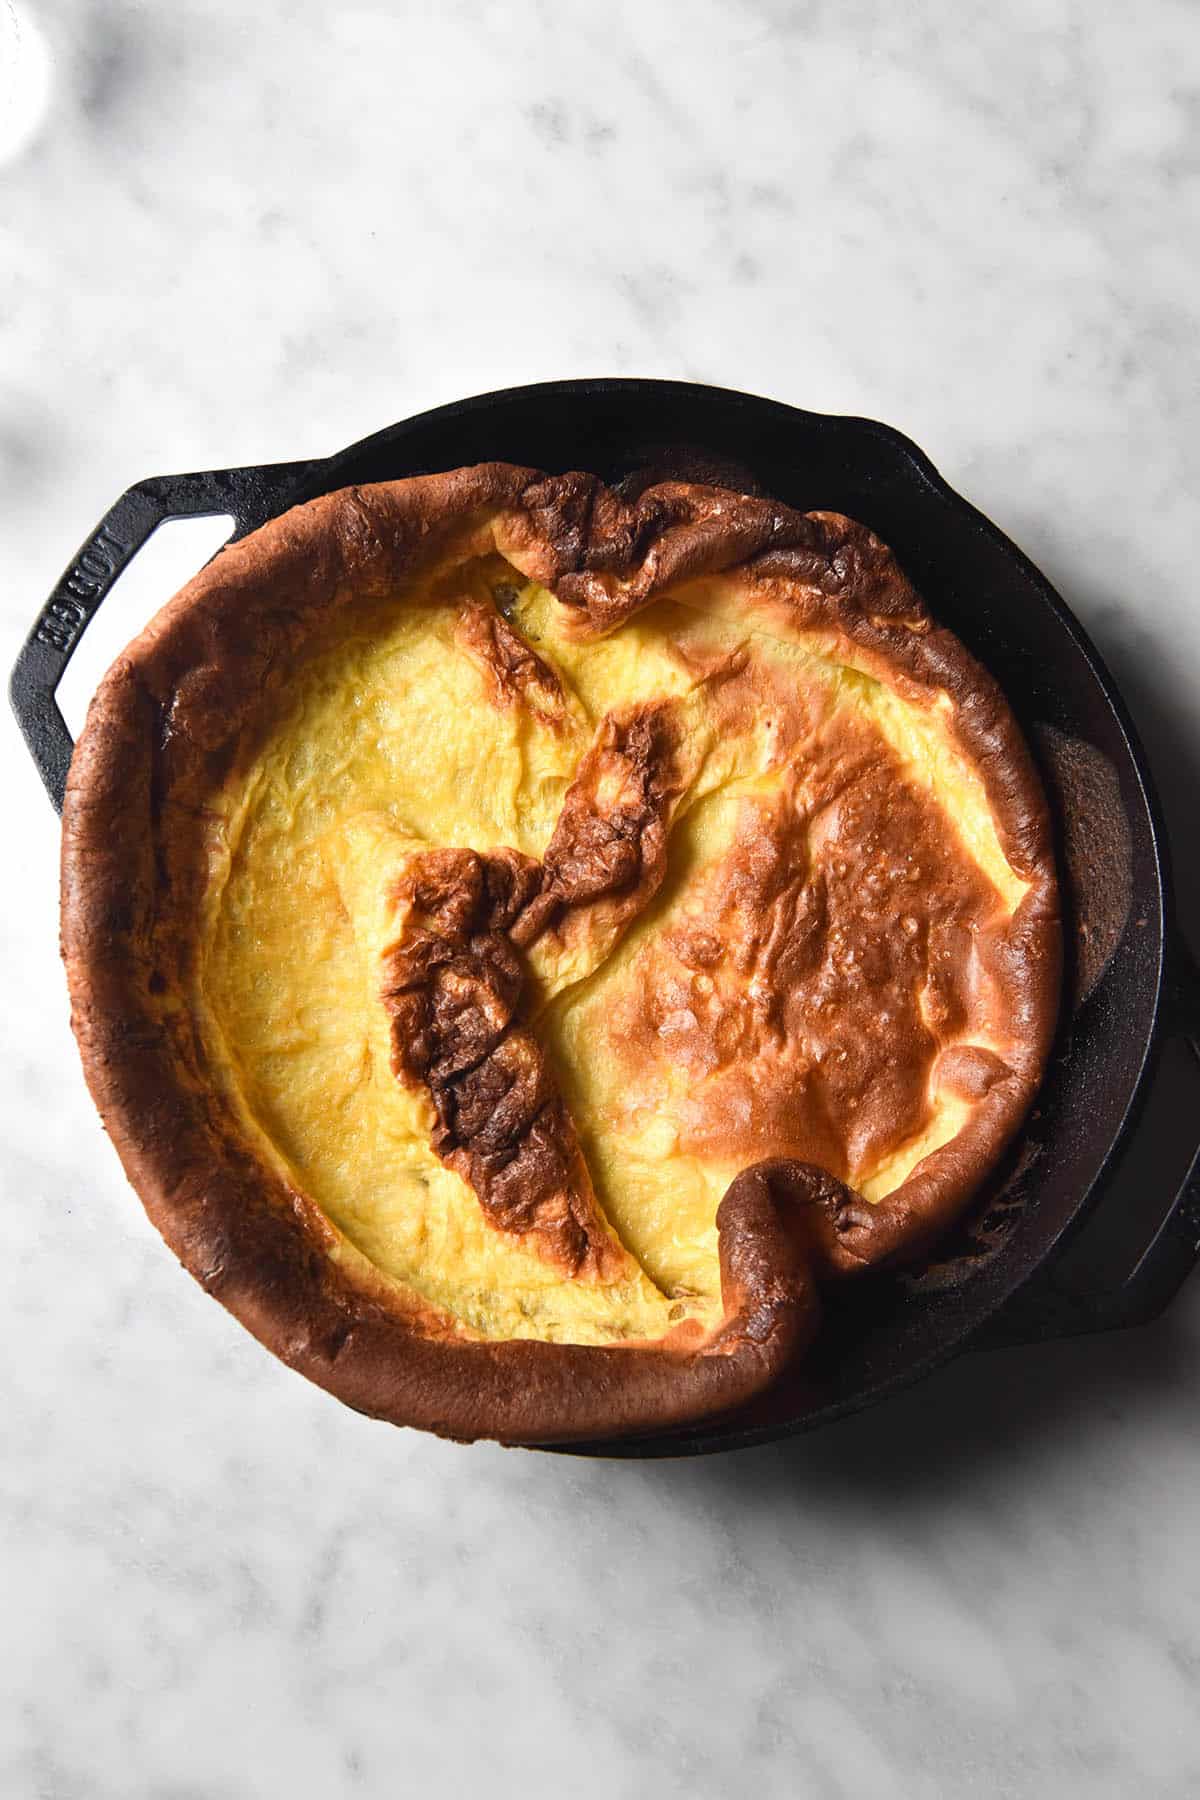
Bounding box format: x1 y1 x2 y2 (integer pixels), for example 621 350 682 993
3 2 1199 1795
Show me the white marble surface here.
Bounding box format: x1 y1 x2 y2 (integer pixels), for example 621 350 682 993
4 2 1200 1794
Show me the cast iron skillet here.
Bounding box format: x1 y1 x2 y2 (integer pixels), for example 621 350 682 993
11 379 1200 1458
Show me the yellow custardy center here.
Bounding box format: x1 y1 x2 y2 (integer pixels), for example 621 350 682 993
194 556 1027 1345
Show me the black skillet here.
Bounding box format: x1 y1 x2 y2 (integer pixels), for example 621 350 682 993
11 379 1200 1457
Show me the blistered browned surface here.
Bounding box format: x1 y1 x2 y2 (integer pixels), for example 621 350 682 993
453 596 565 726
380 703 687 1275
381 844 611 1277
601 709 1021 1202
59 463 1060 1444
534 705 685 937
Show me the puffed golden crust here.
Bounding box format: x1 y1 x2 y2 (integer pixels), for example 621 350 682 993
61 465 1060 1444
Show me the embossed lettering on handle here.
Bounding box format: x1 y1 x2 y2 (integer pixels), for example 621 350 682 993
11 459 316 811
33 523 132 654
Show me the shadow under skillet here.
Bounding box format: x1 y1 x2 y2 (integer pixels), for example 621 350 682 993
705 558 1200 1500
596 550 1200 1487
632 1300 1199 1514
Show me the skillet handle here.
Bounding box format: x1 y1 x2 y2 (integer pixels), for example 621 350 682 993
8 460 314 812
978 932 1200 1347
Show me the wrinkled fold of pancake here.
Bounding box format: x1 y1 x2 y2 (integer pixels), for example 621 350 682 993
60 464 1060 1445
375 704 685 1280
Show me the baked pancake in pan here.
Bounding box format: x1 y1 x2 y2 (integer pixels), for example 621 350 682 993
61 465 1059 1444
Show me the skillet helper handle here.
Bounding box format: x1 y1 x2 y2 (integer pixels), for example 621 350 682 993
979 933 1200 1348
9 461 313 812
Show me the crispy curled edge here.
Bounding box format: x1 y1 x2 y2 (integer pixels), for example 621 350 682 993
276 1160 848 1446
